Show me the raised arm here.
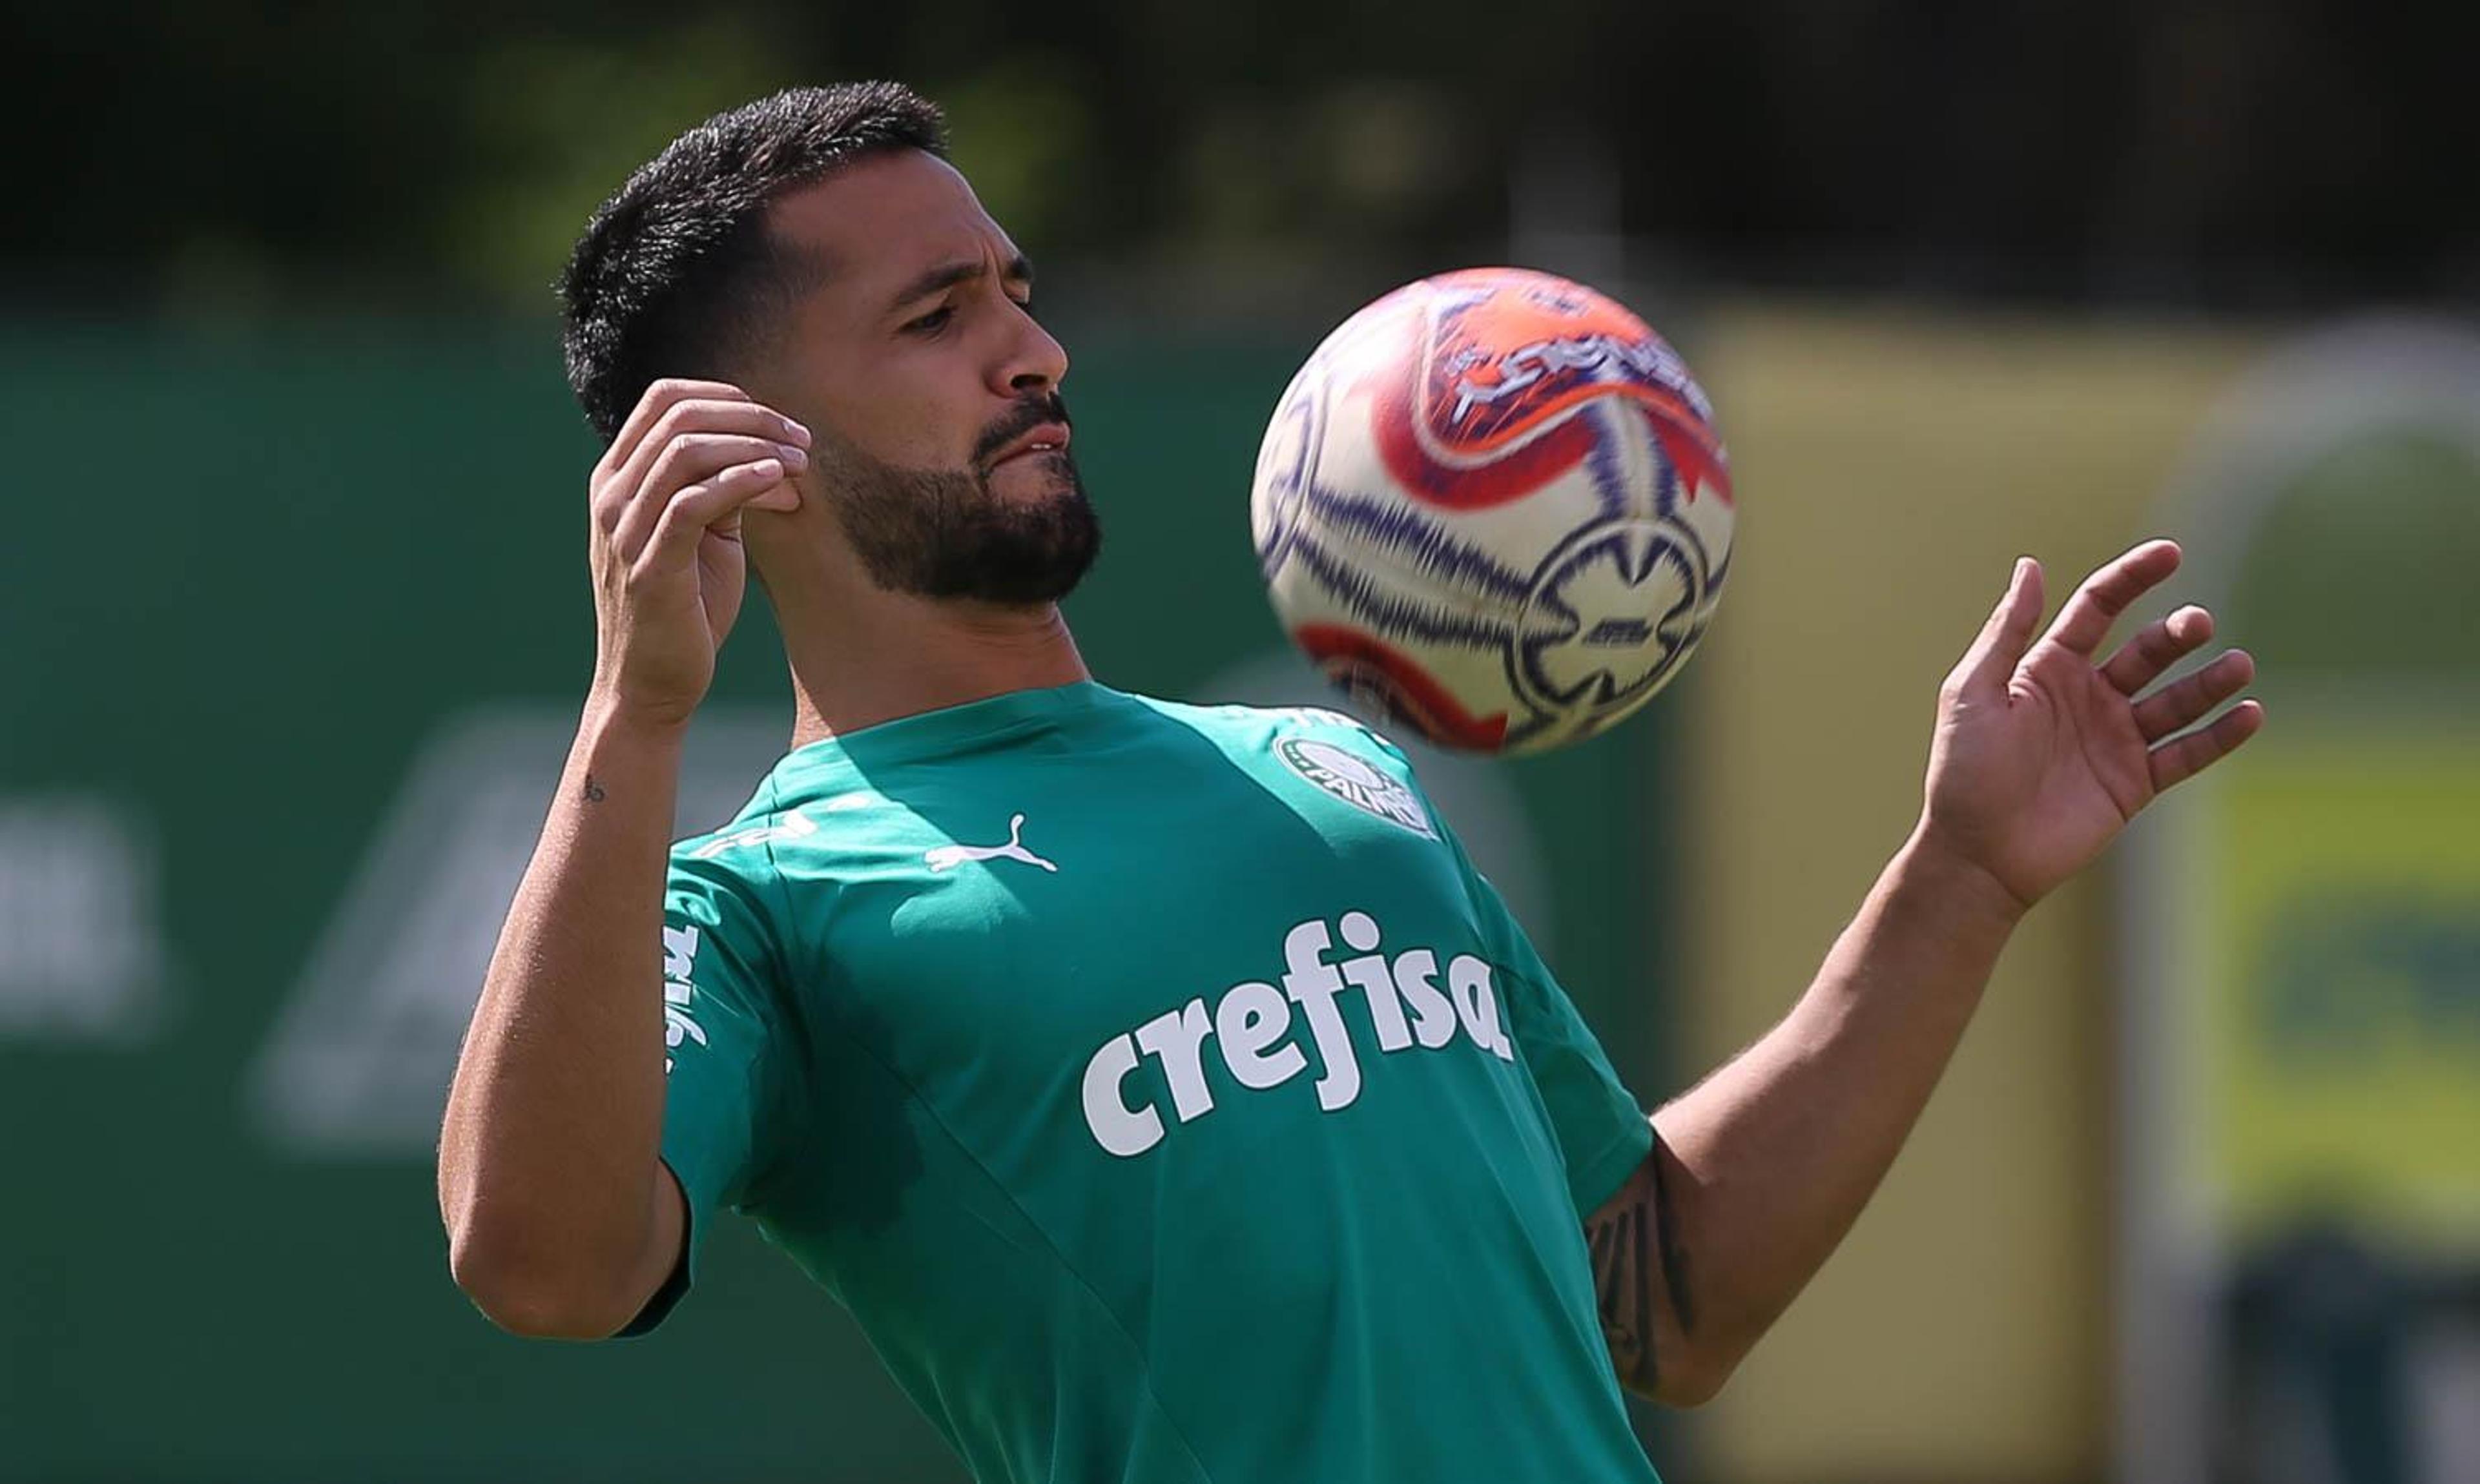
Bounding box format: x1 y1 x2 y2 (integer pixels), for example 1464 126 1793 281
1587 542 2262 1404
436 380 808 1338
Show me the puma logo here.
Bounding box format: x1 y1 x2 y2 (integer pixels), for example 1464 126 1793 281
925 814 1058 874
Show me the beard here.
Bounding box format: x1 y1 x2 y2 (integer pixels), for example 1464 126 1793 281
818 395 1102 606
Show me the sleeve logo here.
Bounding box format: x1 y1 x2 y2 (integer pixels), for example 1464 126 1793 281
661 923 708 1074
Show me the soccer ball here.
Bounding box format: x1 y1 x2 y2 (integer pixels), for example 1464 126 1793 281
1249 267 1735 755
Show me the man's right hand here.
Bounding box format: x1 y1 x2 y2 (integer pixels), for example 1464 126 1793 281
587 378 811 730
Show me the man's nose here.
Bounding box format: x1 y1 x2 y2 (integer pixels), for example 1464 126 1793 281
993 305 1069 397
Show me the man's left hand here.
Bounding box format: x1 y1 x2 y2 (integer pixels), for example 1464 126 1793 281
1916 540 2264 917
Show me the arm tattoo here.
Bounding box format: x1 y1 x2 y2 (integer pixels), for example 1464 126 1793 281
1650 1145 1695 1335
1586 1174 1655 1387
1585 1141 1695 1395
581 774 607 804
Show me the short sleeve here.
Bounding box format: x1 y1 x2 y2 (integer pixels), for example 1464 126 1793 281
616 845 791 1336
1440 819 1652 1218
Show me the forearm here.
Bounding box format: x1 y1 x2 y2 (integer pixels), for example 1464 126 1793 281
1596 542 2257 1402
1653 825 2023 1385
437 698 685 1333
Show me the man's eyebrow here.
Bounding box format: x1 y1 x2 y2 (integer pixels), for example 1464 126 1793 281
887 254 1037 314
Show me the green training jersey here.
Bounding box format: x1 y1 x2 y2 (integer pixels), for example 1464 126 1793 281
630 681 1658 1484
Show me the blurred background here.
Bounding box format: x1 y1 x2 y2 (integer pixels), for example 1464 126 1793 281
3 3 2475 1481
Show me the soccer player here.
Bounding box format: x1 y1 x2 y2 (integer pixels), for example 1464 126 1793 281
437 83 2262 1483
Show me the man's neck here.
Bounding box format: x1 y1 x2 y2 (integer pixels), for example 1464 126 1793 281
781 592 1091 750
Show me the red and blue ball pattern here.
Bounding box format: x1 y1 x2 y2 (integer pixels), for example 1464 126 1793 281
1252 267 1736 755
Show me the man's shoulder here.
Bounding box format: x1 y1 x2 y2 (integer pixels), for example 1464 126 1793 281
672 805 822 870
1119 692 1414 764
668 765 907 885
664 763 852 918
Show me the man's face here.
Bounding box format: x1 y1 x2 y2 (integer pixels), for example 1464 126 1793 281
754 150 1098 605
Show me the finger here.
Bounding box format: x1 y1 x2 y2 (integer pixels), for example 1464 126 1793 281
610 400 812 506
687 477 803 537
1948 557 2046 699
592 400 801 537
637 460 799 569
597 379 751 479
2043 539 2182 659
2101 605 2215 696
2133 648 2256 741
612 435 809 559
2150 699 2266 793
747 479 803 515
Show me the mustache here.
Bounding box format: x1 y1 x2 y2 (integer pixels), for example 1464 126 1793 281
971 393 1074 468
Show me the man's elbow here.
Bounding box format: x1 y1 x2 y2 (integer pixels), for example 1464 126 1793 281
448 1230 640 1341
1637 1334 1752 1409
1645 1355 1731 1409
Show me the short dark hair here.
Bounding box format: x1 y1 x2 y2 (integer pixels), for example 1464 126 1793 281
559 82 948 442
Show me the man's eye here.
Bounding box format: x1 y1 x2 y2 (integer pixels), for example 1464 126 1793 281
904 306 954 335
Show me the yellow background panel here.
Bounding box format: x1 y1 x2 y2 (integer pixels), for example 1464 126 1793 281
1679 304 2260 1483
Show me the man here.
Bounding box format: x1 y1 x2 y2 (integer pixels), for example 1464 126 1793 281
437 82 2262 1483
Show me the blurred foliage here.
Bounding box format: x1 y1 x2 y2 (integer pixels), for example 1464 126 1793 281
5 0 2476 315
442 19 799 307
938 56 1100 254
